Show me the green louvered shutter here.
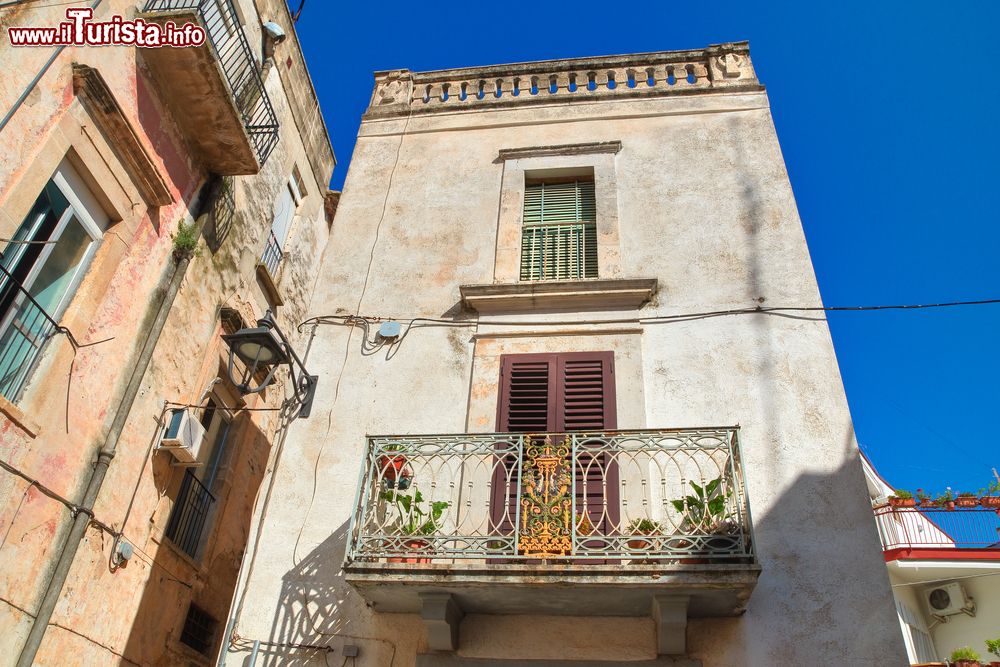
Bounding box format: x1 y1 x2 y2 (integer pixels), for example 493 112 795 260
520 180 598 280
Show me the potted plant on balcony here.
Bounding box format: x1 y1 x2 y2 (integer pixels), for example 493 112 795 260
887 489 916 508
625 518 663 551
956 491 979 508
949 646 981 667
981 482 1000 509
376 443 412 490
985 638 1000 667
670 477 735 563
936 489 956 511
379 487 450 564
916 488 935 508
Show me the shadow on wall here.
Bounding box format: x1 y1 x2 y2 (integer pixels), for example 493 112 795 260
117 412 270 666
687 426 907 664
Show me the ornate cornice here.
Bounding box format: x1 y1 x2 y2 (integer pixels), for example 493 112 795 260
364 42 761 120
72 64 173 207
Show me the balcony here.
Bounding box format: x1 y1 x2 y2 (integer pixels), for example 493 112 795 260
0 264 63 403
873 503 1000 562
140 0 278 174
255 230 283 306
345 428 760 653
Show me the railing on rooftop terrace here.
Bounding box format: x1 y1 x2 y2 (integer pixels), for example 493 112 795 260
366 43 760 116
347 428 755 564
143 0 279 166
874 504 1000 552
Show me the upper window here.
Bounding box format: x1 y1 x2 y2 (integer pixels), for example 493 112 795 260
260 170 304 278
519 177 597 281
0 159 108 401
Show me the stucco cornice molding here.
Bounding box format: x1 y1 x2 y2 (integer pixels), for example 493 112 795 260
72 64 173 207
460 278 658 313
497 141 622 162
364 42 761 120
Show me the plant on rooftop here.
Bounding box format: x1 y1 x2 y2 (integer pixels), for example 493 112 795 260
888 489 916 508
936 488 956 511
917 488 935 508
949 646 981 666
956 491 979 508
986 638 1000 658
983 482 1000 508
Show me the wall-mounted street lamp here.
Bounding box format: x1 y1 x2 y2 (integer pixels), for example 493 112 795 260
221 311 317 418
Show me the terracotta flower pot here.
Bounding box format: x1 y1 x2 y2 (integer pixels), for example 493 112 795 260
981 496 1000 509
888 497 916 508
955 496 979 508
919 499 936 508
387 538 431 564
627 537 653 550
377 454 411 488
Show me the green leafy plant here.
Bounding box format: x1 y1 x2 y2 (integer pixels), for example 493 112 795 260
171 221 200 261
949 646 980 662
670 477 732 532
627 518 663 534
989 480 1000 495
958 491 976 497
379 487 449 536
936 488 955 507
891 489 913 499
916 488 932 503
985 638 1000 658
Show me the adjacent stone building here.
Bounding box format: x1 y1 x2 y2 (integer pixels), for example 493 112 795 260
0 1 334 664
228 44 908 665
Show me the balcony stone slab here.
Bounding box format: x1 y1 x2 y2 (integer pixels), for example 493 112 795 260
137 10 261 175
344 562 759 618
460 278 657 313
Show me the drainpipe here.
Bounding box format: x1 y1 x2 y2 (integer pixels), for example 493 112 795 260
15 176 222 667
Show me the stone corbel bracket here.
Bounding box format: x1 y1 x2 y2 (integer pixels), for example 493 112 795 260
72 64 173 207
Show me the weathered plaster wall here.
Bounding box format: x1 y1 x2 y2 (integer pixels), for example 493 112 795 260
0 0 334 663
231 56 907 665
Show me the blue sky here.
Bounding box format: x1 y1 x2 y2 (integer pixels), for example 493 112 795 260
289 1 1000 495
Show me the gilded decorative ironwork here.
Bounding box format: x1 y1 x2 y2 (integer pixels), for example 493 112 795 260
518 435 573 557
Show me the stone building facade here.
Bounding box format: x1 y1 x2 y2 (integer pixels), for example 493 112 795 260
228 44 908 665
0 0 334 664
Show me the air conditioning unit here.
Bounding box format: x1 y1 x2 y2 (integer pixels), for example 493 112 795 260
158 408 206 466
924 582 976 619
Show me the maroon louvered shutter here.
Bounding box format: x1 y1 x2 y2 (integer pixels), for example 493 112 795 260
492 354 558 533
556 352 619 540
492 352 618 547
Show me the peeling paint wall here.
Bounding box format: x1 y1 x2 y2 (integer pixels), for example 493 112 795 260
0 0 333 664
230 51 908 666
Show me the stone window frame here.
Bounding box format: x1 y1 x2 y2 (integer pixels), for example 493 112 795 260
0 65 164 425
493 141 623 284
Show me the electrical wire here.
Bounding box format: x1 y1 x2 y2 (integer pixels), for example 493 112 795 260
300 297 1000 332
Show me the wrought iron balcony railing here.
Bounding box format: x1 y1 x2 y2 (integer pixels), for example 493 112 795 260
874 504 1000 553
143 0 279 166
0 264 63 402
347 428 755 563
165 469 216 559
260 229 283 278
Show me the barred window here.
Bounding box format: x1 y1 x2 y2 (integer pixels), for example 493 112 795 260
519 179 597 281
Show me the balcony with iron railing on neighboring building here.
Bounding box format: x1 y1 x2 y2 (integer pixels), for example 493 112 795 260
0 264 64 403
344 427 760 652
164 469 216 559
140 0 279 174
873 502 1000 562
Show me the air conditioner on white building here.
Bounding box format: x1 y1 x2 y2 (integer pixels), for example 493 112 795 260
157 408 206 466
924 582 975 620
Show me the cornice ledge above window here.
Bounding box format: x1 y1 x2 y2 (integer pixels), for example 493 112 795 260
460 277 656 314
496 141 622 162
72 63 174 207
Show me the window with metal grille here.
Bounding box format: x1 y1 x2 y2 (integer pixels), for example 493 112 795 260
519 179 598 281
179 603 218 656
